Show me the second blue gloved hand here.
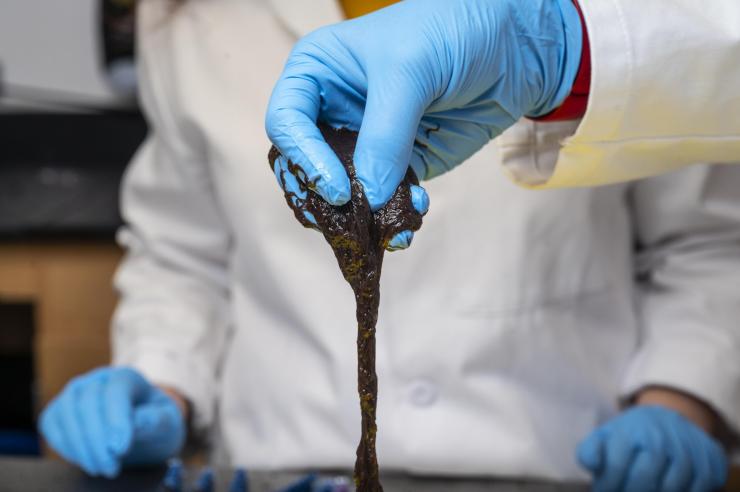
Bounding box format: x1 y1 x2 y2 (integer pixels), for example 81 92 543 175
266 0 582 215
577 406 727 492
39 366 185 478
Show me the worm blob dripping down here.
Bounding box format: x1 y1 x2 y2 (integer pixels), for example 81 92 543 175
269 123 423 492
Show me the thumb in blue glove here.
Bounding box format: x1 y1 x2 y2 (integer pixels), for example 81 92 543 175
39 366 186 478
577 405 727 492
266 0 582 214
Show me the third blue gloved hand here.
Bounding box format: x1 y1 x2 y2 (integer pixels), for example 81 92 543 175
577 406 728 492
39 366 186 478
266 0 582 217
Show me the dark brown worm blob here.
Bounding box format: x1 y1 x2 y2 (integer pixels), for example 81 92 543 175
268 123 423 492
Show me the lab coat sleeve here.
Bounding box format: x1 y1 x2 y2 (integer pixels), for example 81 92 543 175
111 1 231 432
621 163 740 437
501 1 740 188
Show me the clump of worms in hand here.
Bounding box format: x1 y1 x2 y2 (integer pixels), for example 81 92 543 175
269 123 423 492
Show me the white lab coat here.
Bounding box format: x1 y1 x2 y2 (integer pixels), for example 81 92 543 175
112 0 740 481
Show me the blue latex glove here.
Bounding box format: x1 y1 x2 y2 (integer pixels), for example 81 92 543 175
39 366 186 478
577 406 728 492
266 0 582 215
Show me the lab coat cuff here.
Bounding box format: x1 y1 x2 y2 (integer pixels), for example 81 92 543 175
112 350 216 434
497 119 582 187
620 342 740 438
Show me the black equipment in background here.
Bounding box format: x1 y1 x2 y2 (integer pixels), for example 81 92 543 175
0 113 147 239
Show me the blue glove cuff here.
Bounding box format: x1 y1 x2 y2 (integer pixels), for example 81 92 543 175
526 0 584 117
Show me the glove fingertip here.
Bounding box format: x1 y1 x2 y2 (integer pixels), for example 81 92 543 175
386 230 414 251
104 405 134 455
297 135 351 206
132 406 159 437
303 210 318 226
353 148 405 212
321 176 351 206
354 162 396 211
102 460 122 479
410 184 430 216
273 156 285 186
576 432 604 472
109 427 132 457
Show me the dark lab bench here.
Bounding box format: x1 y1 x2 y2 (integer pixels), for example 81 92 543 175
0 457 589 492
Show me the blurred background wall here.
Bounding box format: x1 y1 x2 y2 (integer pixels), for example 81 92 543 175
0 0 144 456
0 0 135 111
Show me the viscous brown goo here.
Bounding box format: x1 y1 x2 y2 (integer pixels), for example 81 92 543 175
268 123 423 492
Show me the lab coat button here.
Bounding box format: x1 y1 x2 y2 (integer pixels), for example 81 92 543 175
408 380 438 407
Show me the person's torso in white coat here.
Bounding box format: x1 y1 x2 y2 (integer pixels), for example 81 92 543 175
112 0 740 482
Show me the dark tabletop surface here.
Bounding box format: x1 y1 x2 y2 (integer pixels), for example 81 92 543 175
0 457 589 492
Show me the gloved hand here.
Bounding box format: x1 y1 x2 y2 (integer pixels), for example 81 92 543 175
577 406 728 492
266 0 582 215
39 366 186 478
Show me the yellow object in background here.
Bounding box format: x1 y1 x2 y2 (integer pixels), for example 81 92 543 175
338 0 399 19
